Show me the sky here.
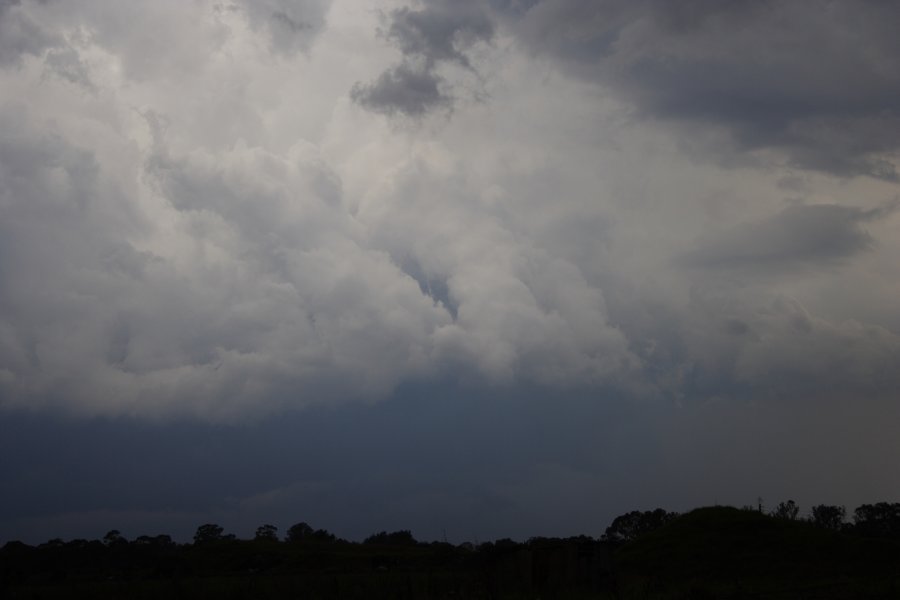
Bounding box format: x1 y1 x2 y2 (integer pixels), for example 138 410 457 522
1 0 899 544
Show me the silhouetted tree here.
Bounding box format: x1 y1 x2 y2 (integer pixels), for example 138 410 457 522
310 528 337 543
193 523 226 545
604 509 678 542
853 503 900 538
285 522 337 543
810 504 845 530
286 522 314 542
134 534 175 547
103 529 126 547
255 524 278 541
65 539 95 550
772 500 800 520
492 538 520 552
364 530 417 546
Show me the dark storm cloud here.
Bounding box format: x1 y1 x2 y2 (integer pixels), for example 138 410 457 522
351 0 493 117
0 384 712 543
44 47 95 89
0 0 56 65
682 203 897 270
503 0 900 178
5 381 900 545
351 0 900 171
239 0 331 56
350 63 449 117
385 2 494 68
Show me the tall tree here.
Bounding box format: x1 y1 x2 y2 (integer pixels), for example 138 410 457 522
810 504 845 530
255 524 279 541
604 509 678 542
772 500 800 520
853 503 900 538
193 523 225 545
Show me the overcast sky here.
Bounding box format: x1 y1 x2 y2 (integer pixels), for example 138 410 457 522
2 0 900 544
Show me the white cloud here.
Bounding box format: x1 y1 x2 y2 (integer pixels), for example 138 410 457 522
0 0 898 420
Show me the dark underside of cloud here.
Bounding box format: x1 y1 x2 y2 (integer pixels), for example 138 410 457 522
350 63 449 117
351 1 494 117
366 0 900 178
682 203 896 270
240 0 331 56
0 0 56 65
556 1 899 177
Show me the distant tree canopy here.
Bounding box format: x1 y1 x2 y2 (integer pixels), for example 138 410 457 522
133 534 175 547
255 524 278 541
364 530 417 546
603 509 678 543
193 523 234 545
853 503 900 539
286 522 313 542
15 499 900 556
772 500 800 521
102 530 126 547
285 522 336 543
810 504 845 530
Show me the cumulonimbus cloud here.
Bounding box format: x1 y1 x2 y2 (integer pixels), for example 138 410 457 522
1 0 899 423
0 0 638 420
681 203 898 270
350 0 494 117
501 0 900 179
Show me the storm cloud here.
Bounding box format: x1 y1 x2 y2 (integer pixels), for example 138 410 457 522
0 0 896 421
350 62 450 117
351 0 494 116
682 203 897 270
1 0 900 545
502 0 900 178
239 0 331 56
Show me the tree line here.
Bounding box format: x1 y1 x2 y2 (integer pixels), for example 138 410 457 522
602 500 900 543
4 501 900 599
4 500 900 552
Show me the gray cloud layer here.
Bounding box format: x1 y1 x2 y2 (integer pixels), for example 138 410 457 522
351 0 494 116
0 0 56 65
351 62 449 117
240 0 331 56
502 0 900 179
351 1 900 177
0 0 899 423
682 203 896 270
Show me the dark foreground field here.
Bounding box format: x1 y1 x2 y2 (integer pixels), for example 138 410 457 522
3 507 900 599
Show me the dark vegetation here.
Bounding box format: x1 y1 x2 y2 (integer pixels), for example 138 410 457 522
2 502 900 598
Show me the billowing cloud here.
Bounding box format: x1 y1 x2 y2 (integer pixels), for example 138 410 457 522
0 0 637 419
0 0 56 65
351 0 494 117
502 0 900 179
239 0 331 56
385 1 494 68
682 203 897 270
350 63 450 117
0 0 898 425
